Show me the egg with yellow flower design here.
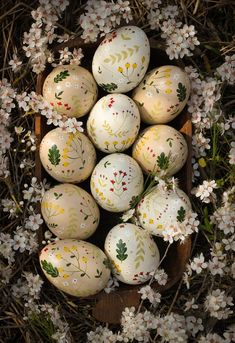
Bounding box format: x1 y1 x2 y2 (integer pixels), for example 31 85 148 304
39 128 96 183
92 26 150 93
41 183 100 240
136 185 191 237
132 65 190 124
87 94 140 153
39 239 110 297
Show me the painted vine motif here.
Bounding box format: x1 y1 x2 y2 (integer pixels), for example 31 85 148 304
54 70 70 83
109 170 128 196
42 245 92 279
134 230 145 269
62 133 86 169
177 82 187 102
99 83 117 92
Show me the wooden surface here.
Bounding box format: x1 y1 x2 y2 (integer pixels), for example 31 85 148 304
35 35 192 324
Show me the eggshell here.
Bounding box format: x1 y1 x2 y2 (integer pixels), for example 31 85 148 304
39 128 96 183
132 125 188 176
90 153 144 212
137 186 191 236
92 26 150 93
87 94 140 153
39 239 110 297
43 65 98 118
132 65 190 124
104 223 160 284
41 183 100 239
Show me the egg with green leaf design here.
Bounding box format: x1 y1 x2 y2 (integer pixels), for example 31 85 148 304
41 183 100 240
132 125 188 176
39 239 110 297
132 65 190 124
39 127 96 183
43 65 98 118
104 223 160 285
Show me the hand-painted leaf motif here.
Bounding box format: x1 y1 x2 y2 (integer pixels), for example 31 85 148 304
55 91 64 99
116 239 128 261
156 152 169 170
177 206 186 222
176 82 187 102
121 33 131 40
54 70 70 83
48 145 60 166
99 83 118 92
41 260 59 277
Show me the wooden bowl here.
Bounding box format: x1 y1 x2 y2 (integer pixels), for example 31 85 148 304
35 36 192 324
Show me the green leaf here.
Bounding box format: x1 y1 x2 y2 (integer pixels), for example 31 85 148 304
95 269 102 278
156 152 169 170
41 260 59 278
54 192 62 200
116 239 128 261
103 258 112 269
54 70 70 83
99 83 118 92
55 91 64 99
176 82 187 102
177 206 186 223
48 145 60 166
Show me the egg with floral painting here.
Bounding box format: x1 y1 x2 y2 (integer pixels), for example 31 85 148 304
39 239 110 297
104 223 160 285
137 185 191 237
39 127 96 183
92 26 150 93
87 94 140 153
43 65 98 118
41 183 100 240
90 153 144 212
132 125 188 176
132 65 190 124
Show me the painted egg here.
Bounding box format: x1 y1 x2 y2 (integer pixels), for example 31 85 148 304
43 65 98 118
39 128 96 183
39 239 110 297
104 223 160 285
90 153 144 212
41 183 100 240
132 125 188 176
92 26 150 93
137 186 191 236
132 65 191 124
87 94 140 153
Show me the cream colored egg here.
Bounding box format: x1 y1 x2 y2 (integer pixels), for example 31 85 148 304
92 26 150 93
43 65 98 118
39 128 96 183
137 186 191 237
132 125 188 176
104 223 160 285
39 239 110 297
41 183 100 239
90 153 144 212
87 94 140 153
132 65 190 124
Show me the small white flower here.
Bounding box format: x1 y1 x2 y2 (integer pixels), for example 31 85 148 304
9 54 22 72
190 253 208 274
121 208 135 222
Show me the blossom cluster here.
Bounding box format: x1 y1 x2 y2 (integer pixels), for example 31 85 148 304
12 273 71 343
22 0 70 74
142 1 200 59
79 0 133 42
